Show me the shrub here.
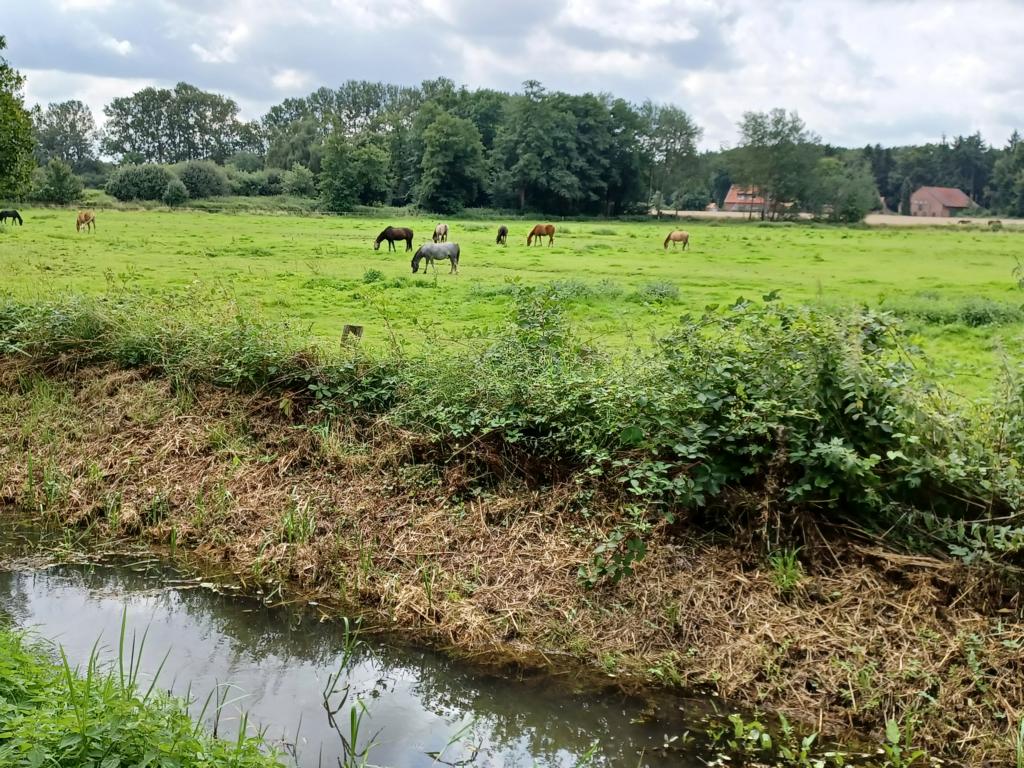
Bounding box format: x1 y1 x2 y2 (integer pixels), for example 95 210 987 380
629 281 679 304
31 158 83 204
105 164 174 201
284 165 316 197
162 178 189 207
174 160 228 199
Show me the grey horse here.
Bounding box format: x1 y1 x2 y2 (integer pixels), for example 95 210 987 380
412 242 460 274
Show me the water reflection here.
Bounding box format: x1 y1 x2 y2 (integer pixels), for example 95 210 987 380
0 561 709 767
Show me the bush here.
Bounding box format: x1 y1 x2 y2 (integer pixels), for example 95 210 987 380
629 281 680 304
162 178 189 207
173 160 228 199
31 159 83 204
283 165 316 197
105 164 174 201
226 168 286 197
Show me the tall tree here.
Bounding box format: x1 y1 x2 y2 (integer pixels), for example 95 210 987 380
32 100 97 171
735 108 820 219
416 109 486 213
102 83 242 163
0 36 34 199
638 101 701 203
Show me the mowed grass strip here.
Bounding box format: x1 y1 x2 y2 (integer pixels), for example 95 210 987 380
3 208 1022 395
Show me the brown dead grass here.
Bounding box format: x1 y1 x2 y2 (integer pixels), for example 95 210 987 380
1 362 1022 765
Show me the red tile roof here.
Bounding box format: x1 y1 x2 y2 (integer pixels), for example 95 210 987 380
913 186 972 209
723 185 765 206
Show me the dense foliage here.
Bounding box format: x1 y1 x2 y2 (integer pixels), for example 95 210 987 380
0 625 281 767
30 158 83 204
1 290 1021 581
105 164 175 201
0 36 34 199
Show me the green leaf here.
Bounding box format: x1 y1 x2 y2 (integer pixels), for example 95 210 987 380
619 425 644 446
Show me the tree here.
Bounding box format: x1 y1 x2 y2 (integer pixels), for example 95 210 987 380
162 177 189 207
638 101 701 204
102 83 243 163
989 134 1024 217
0 36 34 199
319 133 358 211
283 165 316 197
174 160 229 198
32 158 83 204
416 110 486 213
807 157 879 223
735 109 820 219
32 100 98 171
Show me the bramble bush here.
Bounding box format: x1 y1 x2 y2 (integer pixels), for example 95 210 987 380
1 287 1022 581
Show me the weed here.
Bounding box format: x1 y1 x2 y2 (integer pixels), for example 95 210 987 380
769 548 805 597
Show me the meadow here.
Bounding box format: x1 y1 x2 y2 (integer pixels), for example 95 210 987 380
2 208 1022 396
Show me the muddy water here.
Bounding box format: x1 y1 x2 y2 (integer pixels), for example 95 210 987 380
0 556 715 767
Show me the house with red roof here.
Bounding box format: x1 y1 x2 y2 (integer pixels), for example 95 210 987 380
722 185 766 213
909 186 973 217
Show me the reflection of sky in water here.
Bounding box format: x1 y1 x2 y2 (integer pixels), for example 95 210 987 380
0 564 707 767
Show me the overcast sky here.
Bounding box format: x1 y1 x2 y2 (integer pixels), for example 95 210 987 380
5 0 1022 150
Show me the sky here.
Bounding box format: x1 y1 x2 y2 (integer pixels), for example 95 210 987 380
5 0 1023 150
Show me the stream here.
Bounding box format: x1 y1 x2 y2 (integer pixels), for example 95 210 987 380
0 540 718 767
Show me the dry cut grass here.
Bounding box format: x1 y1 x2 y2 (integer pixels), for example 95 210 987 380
1 362 1022 765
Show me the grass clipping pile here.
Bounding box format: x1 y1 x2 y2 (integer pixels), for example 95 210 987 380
1 363 1022 765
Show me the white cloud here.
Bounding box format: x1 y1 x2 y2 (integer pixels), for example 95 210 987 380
190 23 250 64
271 68 312 91
22 68 155 119
101 36 133 56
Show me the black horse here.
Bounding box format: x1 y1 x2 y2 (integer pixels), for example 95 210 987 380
374 226 414 252
496 225 508 246
0 210 23 226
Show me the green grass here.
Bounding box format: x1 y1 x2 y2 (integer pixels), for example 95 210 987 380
3 208 1023 396
0 622 281 767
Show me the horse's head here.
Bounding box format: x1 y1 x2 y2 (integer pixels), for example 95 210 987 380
373 240 381 251
411 249 422 273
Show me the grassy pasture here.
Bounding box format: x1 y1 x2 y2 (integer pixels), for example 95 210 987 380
2 208 1022 396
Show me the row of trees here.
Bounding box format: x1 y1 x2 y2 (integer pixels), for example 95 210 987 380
4 33 1024 219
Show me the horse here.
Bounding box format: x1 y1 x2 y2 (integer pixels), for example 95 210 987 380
0 210 23 226
527 224 555 246
412 242 460 274
76 211 96 233
664 230 689 250
374 226 413 252
496 225 508 246
432 223 449 243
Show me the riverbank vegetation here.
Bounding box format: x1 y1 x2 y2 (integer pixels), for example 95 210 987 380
0 622 281 767
1 290 1023 764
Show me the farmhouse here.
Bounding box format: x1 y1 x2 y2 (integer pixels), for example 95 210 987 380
723 185 765 213
909 186 973 217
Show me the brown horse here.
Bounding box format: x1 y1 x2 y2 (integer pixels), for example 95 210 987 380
432 223 449 243
374 226 413 252
527 224 555 246
664 230 689 250
496 225 508 245
76 211 96 233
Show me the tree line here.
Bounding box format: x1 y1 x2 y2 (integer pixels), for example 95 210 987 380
3 35 1024 219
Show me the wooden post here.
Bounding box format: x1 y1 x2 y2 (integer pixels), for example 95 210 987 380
341 324 363 342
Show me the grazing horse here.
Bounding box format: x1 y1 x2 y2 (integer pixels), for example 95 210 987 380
496 225 508 245
374 226 414 252
527 224 555 246
0 209 23 226
76 211 96 233
664 230 689 250
412 242 460 274
432 222 449 243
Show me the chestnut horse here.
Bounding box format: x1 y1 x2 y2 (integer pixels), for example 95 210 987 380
374 226 413 252
527 224 555 246
496 225 508 245
664 230 689 250
76 211 96 232
432 223 448 243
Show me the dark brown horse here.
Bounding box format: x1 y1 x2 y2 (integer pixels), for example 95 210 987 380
664 230 689 250
527 224 555 246
496 225 508 245
374 226 413 252
0 210 23 225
